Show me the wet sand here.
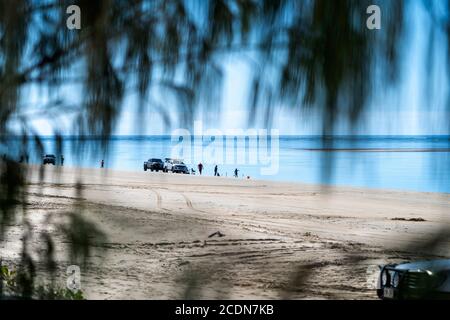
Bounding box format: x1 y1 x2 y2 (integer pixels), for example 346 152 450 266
2 166 450 299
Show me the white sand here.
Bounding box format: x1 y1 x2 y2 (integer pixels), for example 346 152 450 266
2 165 450 299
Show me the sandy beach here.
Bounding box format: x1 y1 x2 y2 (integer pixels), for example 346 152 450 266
2 165 450 299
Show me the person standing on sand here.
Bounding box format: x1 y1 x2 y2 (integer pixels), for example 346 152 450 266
198 162 203 175
61 155 64 166
214 165 218 176
101 159 104 168
234 168 239 178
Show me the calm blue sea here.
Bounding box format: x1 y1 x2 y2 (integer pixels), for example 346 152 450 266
4 135 450 193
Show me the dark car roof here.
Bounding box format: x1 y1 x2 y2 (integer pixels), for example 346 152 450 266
149 158 163 162
393 259 450 273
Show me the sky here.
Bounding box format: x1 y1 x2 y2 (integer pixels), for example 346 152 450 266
15 1 450 136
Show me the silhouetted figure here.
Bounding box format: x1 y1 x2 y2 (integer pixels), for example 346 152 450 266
101 159 104 168
25 154 29 163
214 165 218 176
198 162 203 175
61 155 64 166
234 168 239 178
19 155 24 163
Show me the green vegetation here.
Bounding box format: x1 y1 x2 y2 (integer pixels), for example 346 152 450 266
1 264 84 300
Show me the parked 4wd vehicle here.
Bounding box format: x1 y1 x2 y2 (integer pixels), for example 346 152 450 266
172 163 189 174
144 158 164 172
377 259 450 300
163 158 184 172
43 154 56 165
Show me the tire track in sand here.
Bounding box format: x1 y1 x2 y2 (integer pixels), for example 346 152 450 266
180 193 205 213
151 189 196 213
150 189 164 210
152 189 283 238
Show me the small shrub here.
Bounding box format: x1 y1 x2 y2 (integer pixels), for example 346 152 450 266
1 264 84 300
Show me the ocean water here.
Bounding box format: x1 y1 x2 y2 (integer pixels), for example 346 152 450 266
4 135 450 193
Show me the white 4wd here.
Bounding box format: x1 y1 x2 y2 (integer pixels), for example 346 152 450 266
164 158 184 172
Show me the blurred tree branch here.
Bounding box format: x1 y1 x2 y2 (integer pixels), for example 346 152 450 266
1 0 449 299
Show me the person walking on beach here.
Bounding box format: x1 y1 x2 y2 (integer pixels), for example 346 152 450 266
214 165 218 176
234 168 239 178
61 155 64 166
101 159 104 168
198 162 203 175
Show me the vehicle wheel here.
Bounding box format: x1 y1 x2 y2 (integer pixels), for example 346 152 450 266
376 289 384 299
144 167 147 171
151 169 153 172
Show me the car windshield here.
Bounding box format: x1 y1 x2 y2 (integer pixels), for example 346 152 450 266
150 159 162 162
